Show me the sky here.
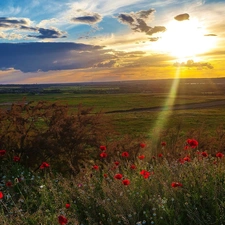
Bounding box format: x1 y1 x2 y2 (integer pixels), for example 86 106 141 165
0 0 224 84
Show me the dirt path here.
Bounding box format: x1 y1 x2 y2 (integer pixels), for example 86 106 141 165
105 100 225 114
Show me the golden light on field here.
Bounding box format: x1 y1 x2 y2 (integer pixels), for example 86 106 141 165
153 18 217 62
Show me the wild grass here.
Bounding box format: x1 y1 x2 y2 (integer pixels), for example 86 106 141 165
1 131 225 225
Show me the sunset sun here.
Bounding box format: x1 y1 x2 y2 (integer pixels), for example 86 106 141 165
154 18 217 61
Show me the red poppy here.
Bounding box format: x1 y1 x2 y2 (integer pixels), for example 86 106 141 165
130 164 136 169
183 156 191 162
114 173 123 180
100 146 106 151
171 182 183 188
58 215 68 225
121 152 129 157
92 165 99 170
187 139 198 148
216 152 224 158
13 156 20 162
158 153 163 158
122 179 130 186
100 152 107 158
114 161 120 166
0 150 6 156
65 203 70 209
103 173 108 178
6 181 12 187
161 142 166 146
138 155 145 160
140 143 146 148
40 162 50 169
0 191 3 199
140 170 151 179
184 145 189 150
201 152 208 157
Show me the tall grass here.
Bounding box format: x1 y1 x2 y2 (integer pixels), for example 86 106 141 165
1 137 225 225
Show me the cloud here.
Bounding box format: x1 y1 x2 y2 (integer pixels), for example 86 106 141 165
0 42 113 73
94 60 117 68
117 9 166 36
204 34 217 36
0 17 66 40
149 37 159 42
174 60 213 69
71 13 102 24
174 13 190 21
28 27 67 39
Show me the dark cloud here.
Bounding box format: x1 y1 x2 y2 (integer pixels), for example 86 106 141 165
117 9 166 36
149 37 159 42
94 60 117 68
204 34 217 36
0 17 66 40
174 60 213 69
71 13 102 24
0 42 111 73
28 28 67 39
174 13 190 21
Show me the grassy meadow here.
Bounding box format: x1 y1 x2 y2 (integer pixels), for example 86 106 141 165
1 80 225 224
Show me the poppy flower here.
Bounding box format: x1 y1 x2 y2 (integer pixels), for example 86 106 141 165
100 152 107 158
216 152 224 158
171 182 183 188
121 152 129 157
103 173 108 178
183 156 191 162
100 146 106 151
40 162 50 169
114 161 120 166
161 142 166 146
140 170 151 179
130 164 136 170
6 181 12 187
13 156 20 162
92 165 99 170
0 191 3 199
122 179 130 186
158 153 163 158
140 143 146 148
184 145 189 150
138 155 145 160
114 173 123 180
201 152 208 157
58 215 68 225
0 150 6 156
65 203 70 209
187 139 198 148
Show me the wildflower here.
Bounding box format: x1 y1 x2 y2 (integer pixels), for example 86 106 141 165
0 150 6 156
140 170 151 179
100 146 106 151
100 152 107 158
216 152 224 158
13 156 20 162
187 139 198 148
58 215 68 225
184 145 189 150
138 155 145 160
183 156 191 162
158 153 163 158
92 165 99 170
40 162 50 169
0 191 3 199
114 173 123 180
121 152 129 157
178 158 185 164
103 173 108 178
201 152 208 157
140 143 146 148
114 161 120 166
6 181 13 187
171 182 183 188
65 203 70 209
161 142 166 147
122 179 130 186
130 164 136 170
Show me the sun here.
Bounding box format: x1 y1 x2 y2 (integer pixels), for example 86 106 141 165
152 17 217 62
